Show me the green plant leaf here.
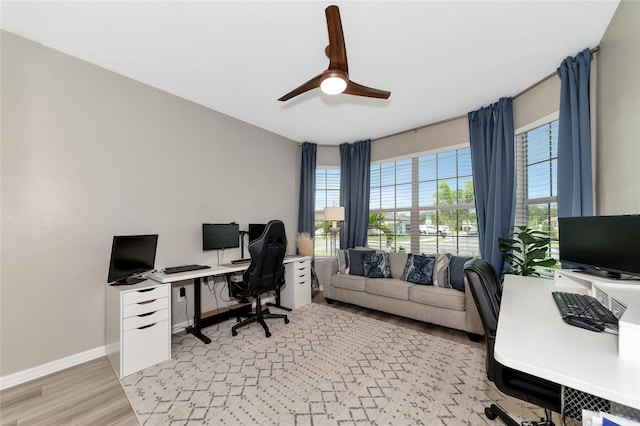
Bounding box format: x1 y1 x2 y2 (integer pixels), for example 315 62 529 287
498 225 555 276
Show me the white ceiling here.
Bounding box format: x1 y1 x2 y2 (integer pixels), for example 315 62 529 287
1 1 619 145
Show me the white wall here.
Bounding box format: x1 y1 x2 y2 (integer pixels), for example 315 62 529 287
1 31 300 376
596 0 640 214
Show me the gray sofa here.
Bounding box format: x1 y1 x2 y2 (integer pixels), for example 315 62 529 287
323 252 484 340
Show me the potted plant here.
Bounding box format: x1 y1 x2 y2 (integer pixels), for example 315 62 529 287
498 226 556 276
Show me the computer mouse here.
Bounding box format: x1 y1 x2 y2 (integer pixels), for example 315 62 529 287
563 315 605 332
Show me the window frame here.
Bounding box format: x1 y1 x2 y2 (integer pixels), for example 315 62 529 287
368 144 479 257
514 112 560 262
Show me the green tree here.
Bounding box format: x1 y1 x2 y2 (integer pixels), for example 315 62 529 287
368 212 394 247
433 181 476 232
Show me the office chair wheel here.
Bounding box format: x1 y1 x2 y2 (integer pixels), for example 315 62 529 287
232 330 238 336
284 318 290 324
265 331 272 338
485 406 497 420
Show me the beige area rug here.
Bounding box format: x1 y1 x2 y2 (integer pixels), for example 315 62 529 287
122 303 541 425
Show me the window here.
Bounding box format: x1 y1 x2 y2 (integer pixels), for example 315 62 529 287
515 119 559 260
369 147 479 257
314 168 340 256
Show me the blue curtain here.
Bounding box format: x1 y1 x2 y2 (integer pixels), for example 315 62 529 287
557 48 594 218
297 142 317 236
339 140 371 249
468 98 515 275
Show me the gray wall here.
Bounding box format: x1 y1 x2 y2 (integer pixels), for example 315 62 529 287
1 31 300 376
596 0 640 215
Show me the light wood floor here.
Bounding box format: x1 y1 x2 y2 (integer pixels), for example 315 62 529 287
0 292 485 426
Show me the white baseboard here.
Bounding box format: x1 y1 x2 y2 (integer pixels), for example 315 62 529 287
171 319 193 334
0 345 107 390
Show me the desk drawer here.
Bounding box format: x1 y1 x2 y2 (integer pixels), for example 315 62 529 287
293 271 310 284
123 297 169 318
123 308 169 331
122 319 170 377
292 260 310 271
123 286 169 305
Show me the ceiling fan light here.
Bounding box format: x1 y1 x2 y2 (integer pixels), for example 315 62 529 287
320 74 347 95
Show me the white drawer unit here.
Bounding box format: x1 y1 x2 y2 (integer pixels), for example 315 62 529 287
281 258 312 309
106 281 171 379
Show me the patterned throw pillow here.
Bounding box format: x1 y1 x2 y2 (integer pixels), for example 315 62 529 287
337 249 349 274
348 249 375 276
431 253 452 288
362 253 391 278
401 254 435 285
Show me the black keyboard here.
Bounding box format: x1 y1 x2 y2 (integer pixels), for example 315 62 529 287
552 291 618 329
230 258 251 264
164 264 210 274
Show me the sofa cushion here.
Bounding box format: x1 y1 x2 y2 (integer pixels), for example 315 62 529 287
449 255 472 292
401 254 435 285
362 253 391 278
366 278 412 300
348 249 375 276
331 273 367 292
409 285 466 311
388 252 408 279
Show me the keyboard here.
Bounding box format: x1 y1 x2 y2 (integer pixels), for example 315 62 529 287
552 291 618 330
164 264 210 274
230 258 251 264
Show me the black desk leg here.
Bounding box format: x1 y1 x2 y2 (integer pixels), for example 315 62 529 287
185 277 212 344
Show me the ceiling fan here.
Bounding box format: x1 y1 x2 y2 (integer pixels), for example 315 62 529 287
278 5 391 102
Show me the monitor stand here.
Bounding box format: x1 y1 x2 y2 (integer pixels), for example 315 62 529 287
111 276 146 286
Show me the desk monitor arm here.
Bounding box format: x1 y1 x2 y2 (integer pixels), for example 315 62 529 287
239 230 248 259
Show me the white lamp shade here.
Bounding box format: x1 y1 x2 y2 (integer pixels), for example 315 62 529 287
324 206 345 221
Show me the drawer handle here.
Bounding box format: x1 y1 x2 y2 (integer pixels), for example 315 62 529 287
138 299 157 305
138 323 157 330
138 311 157 317
137 288 155 293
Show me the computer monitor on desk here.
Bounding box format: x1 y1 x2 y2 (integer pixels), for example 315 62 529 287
558 215 640 280
202 223 240 251
248 223 266 244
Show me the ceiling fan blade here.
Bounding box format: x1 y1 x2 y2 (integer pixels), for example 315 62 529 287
344 80 391 99
278 74 322 101
325 5 348 73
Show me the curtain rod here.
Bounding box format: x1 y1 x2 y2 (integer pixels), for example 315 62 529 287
374 46 600 142
302 47 599 146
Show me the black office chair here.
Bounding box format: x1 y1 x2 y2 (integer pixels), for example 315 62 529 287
231 220 290 338
464 259 562 426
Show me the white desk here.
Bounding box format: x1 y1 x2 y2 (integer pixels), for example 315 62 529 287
146 255 311 343
496 274 640 411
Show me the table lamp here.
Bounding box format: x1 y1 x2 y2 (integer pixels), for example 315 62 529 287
324 206 345 255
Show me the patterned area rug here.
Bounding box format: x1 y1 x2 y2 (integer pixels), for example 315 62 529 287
122 303 540 425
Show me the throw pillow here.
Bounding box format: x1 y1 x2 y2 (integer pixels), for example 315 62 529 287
337 249 349 274
431 253 452 288
449 255 473 292
388 252 409 279
401 254 435 285
362 253 392 278
348 249 375 276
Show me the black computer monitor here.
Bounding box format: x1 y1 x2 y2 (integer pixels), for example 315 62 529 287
202 223 240 250
107 234 158 285
248 223 267 244
559 214 640 279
